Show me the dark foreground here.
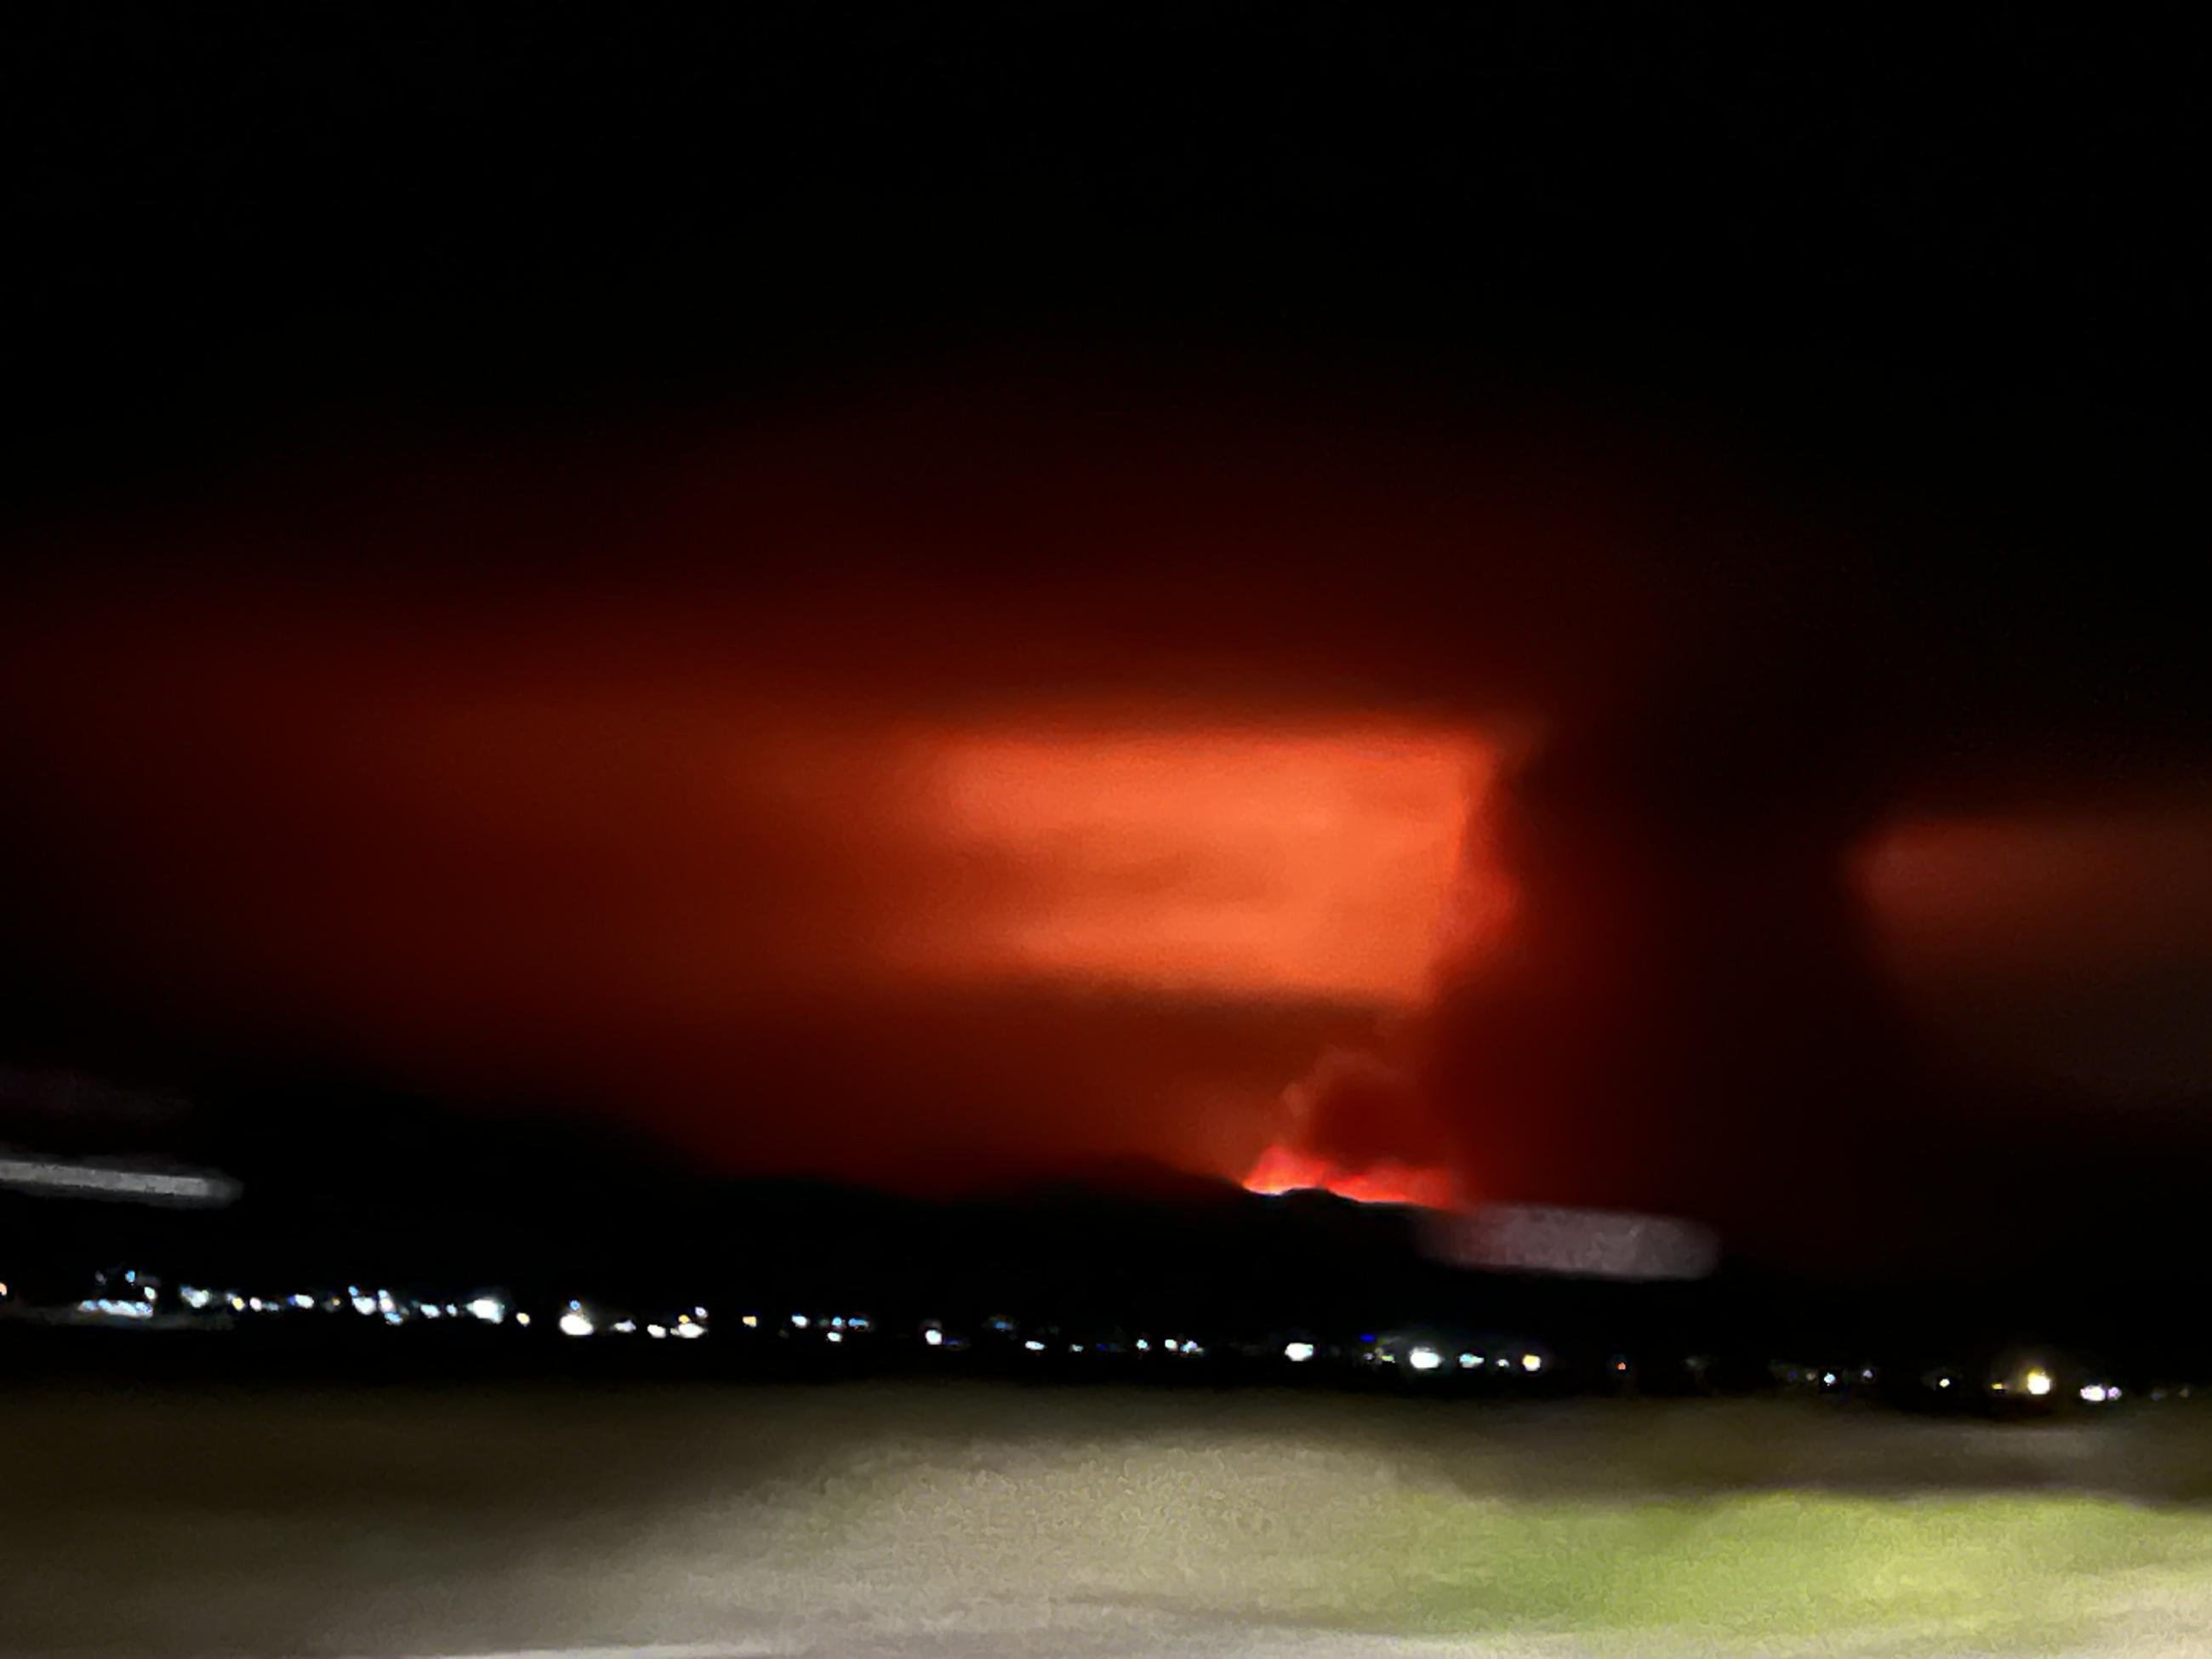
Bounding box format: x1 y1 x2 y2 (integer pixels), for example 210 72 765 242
9 1382 2212 1658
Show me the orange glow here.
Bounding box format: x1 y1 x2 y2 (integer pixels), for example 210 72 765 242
1243 1139 1459 1209
905 721 1503 1004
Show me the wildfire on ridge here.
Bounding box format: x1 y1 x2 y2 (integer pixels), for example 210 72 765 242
1242 1141 1459 1211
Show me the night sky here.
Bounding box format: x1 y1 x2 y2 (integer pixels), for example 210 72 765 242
3 8 2204 1272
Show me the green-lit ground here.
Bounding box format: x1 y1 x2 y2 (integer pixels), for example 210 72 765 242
9 1382 2212 1656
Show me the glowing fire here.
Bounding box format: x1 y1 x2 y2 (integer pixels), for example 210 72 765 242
1242 1141 1458 1210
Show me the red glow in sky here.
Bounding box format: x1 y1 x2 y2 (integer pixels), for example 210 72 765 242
1242 1140 1460 1209
900 722 1502 1004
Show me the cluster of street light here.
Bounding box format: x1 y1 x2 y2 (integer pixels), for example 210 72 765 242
16 1269 2192 1410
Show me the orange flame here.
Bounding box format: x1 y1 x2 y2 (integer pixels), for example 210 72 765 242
1242 1141 1458 1210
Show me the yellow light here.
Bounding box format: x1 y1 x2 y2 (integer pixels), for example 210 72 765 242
2025 1368 2053 1397
740 1314 759 1328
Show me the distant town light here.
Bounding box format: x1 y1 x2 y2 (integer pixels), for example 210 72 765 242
1822 1372 1837 1386
647 1324 667 1339
826 1330 844 1344
791 1314 810 1328
740 1314 759 1328
557 1311 594 1338
923 1327 944 1348
1406 1345 1445 1372
1285 1342 1316 1363
1135 1338 1149 1351
611 1320 637 1334
2081 1384 2110 1404
2025 1368 2054 1398
1023 1339 1046 1352
289 1293 313 1309
1521 1353 1543 1373
467 1297 505 1324
514 1312 531 1327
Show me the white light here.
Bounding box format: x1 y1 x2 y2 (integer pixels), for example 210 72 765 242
1407 1345 1445 1372
514 1312 531 1327
378 1291 397 1314
1938 1377 1952 1389
923 1327 944 1347
611 1320 638 1334
1069 1343 1082 1353
1462 1354 1479 1369
1183 1342 1204 1356
1822 1372 1837 1386
443 1304 458 1319
1135 1338 1149 1351
2080 1384 2109 1404
791 1314 809 1328
0 1154 240 1206
1023 1339 1046 1351
289 1293 313 1309
557 1311 594 1338
1493 1356 1508 1369
182 1287 214 1310
826 1330 844 1344
467 1297 504 1324
248 1297 264 1312
1284 1342 1316 1363
420 1304 440 1320
2026 1368 2054 1398
1520 1353 1542 1373
676 1321 704 1340
351 1295 376 1315
647 1324 667 1339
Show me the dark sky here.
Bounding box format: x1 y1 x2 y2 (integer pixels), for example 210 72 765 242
3 8 2205 1268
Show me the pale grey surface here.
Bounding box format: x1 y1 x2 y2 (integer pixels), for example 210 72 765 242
7 1383 2212 1658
